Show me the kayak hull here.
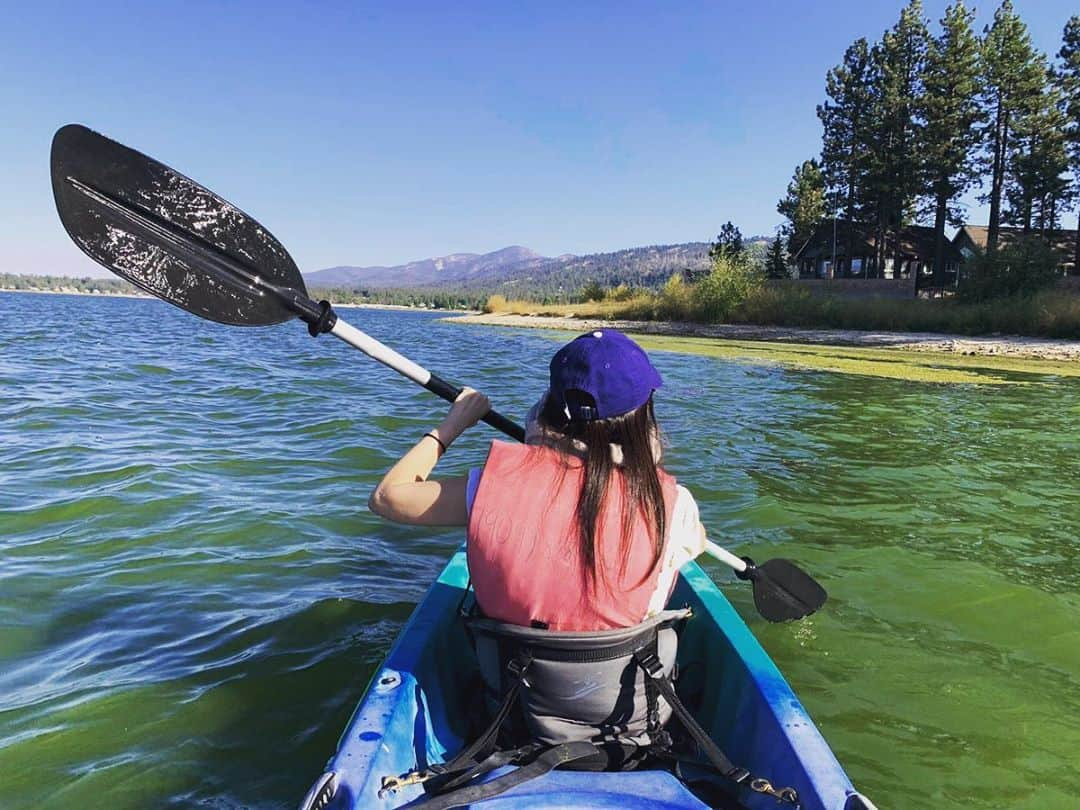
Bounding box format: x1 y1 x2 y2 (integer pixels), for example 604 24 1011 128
306 549 868 810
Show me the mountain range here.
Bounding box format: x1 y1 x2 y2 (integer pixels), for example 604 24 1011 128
304 238 771 294
307 245 550 287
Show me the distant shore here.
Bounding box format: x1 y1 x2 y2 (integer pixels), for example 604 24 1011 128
0 288 474 315
0 287 150 300
446 312 1080 362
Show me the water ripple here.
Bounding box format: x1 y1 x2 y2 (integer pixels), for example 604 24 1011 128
1 291 1078 808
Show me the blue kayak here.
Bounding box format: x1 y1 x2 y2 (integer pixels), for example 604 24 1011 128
302 549 875 809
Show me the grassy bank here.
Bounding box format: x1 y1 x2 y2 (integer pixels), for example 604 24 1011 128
484 285 1080 340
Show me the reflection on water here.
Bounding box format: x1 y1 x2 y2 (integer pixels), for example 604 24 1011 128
1 291 1078 808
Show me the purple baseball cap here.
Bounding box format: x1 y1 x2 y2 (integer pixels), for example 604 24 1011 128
549 329 662 421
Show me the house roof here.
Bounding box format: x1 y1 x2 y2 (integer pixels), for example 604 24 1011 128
794 219 964 263
955 225 1077 257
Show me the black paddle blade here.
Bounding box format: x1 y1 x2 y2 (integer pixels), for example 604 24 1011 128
51 124 309 326
748 558 827 622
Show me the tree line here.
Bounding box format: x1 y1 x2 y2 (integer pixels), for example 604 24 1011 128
0 273 140 294
776 1 1080 286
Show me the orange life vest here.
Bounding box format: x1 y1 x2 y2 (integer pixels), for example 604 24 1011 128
466 440 678 631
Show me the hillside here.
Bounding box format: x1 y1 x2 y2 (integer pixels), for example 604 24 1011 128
305 242 731 301
306 246 546 287
473 243 713 298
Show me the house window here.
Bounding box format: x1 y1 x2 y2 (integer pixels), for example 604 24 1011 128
851 258 863 274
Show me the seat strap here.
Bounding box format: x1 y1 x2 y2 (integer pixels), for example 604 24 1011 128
638 636 670 747
632 648 750 786
421 744 541 799
408 741 599 810
436 650 531 776
381 651 532 799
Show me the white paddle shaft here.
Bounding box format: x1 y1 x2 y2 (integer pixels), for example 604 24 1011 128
330 318 432 385
704 540 749 574
328 313 526 441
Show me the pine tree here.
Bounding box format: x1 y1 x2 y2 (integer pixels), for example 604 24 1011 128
981 0 1046 255
765 236 789 279
921 1 985 286
818 39 879 225
873 0 930 275
776 159 826 260
1057 16 1080 272
709 222 746 264
1004 74 1070 235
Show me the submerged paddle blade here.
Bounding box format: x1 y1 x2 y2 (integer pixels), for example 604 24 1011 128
748 558 827 622
51 124 309 326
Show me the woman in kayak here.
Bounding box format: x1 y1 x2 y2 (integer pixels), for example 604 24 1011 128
369 329 707 631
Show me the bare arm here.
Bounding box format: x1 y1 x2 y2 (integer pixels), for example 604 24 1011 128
368 388 491 526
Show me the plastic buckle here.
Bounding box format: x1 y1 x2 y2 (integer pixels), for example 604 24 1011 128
507 654 532 679
635 649 664 677
728 767 751 784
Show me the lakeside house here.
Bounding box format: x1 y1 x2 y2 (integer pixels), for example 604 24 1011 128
952 225 1079 276
793 219 963 284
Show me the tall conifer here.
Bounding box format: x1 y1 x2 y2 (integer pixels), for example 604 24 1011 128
818 39 879 273
921 2 984 286
776 159 826 261
981 0 1045 255
873 0 929 275
1004 75 1070 235
1057 16 1080 271
818 39 878 223
765 236 789 279
709 222 746 264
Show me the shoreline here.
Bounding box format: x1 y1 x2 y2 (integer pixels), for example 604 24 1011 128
0 287 151 300
446 312 1080 362
0 288 475 315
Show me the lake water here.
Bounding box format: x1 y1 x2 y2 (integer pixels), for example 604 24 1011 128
2 291 1078 808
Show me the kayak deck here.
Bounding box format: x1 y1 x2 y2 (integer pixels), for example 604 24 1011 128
308 549 868 809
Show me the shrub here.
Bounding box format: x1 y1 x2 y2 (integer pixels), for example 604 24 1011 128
692 254 765 321
656 274 693 320
581 281 606 302
483 294 508 313
961 236 1064 301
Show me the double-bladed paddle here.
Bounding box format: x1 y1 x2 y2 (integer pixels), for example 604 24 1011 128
50 123 826 622
50 123 524 441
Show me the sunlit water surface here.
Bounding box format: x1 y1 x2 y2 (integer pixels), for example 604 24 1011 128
1 292 1078 808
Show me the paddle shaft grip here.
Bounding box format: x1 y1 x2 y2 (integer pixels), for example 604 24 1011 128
329 317 526 443
423 374 526 442
704 540 749 574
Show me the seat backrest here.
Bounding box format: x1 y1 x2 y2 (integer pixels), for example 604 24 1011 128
466 608 691 747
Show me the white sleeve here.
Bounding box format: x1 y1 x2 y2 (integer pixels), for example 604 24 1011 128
645 485 707 618
667 485 707 569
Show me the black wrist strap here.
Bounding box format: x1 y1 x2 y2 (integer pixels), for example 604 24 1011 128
424 432 448 454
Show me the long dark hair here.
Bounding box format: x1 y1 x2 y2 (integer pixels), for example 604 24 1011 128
538 391 666 588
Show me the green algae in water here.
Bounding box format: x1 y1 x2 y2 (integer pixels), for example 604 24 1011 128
632 334 1079 385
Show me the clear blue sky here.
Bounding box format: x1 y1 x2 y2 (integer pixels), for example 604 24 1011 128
3 0 1075 277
